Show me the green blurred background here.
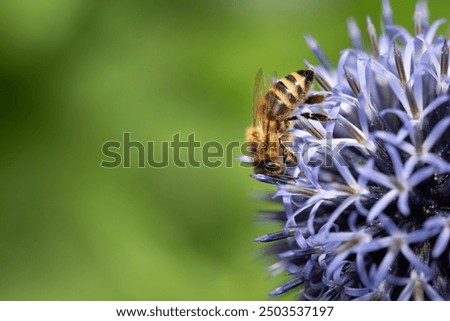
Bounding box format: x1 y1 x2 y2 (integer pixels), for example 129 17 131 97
0 0 446 300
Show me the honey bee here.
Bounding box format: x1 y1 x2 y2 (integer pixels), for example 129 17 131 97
246 69 327 176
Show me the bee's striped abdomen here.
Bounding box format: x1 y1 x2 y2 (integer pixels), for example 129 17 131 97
289 70 314 101
260 70 315 120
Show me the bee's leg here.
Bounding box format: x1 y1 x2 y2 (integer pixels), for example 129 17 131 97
284 147 298 165
304 93 327 104
281 117 297 133
280 133 298 165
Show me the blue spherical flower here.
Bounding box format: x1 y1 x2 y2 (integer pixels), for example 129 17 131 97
253 0 450 300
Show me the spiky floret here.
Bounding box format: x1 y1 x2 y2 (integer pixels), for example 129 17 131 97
254 0 450 300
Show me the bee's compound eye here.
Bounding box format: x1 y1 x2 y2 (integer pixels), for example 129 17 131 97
265 161 281 172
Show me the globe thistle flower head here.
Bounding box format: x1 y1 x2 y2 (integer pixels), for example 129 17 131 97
253 0 450 300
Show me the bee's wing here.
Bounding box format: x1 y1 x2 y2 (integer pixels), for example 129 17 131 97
252 68 265 126
267 71 278 86
252 68 274 126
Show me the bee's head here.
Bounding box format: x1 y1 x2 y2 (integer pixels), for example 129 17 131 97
254 159 284 176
